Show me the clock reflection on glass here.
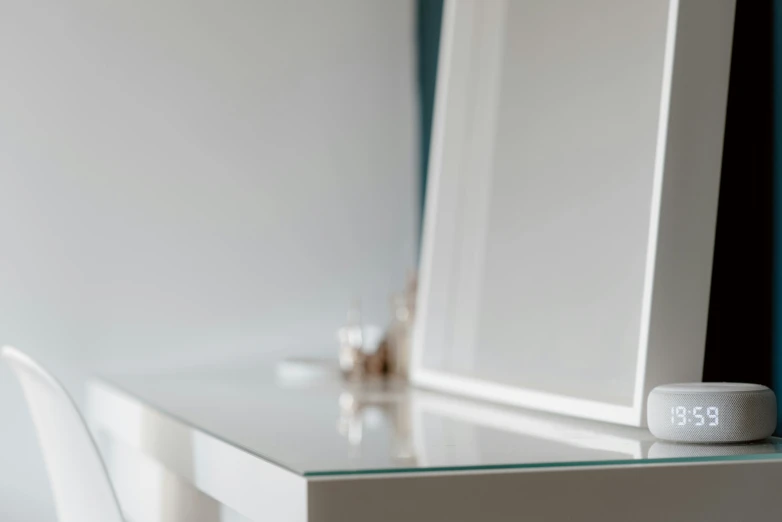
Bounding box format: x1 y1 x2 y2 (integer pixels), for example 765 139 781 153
670 406 719 426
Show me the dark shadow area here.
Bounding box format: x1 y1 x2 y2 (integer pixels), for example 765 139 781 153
703 0 774 387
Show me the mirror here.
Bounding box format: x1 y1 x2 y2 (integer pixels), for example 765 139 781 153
412 0 736 426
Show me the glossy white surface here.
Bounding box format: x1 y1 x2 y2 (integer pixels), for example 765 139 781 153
87 359 782 522
2 347 125 522
88 377 306 522
96 434 252 522
88 360 782 477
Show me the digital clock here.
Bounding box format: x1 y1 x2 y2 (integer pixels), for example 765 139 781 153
668 405 720 426
647 383 776 443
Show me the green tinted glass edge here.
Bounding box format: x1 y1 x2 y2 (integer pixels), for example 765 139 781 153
304 438 782 477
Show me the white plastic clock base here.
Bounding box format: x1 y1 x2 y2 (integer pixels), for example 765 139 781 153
647 383 777 443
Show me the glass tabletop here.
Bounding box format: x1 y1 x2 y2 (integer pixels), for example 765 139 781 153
87 358 782 477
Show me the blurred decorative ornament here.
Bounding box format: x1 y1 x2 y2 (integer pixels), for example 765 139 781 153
339 272 418 380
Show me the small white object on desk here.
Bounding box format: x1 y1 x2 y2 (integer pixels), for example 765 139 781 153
647 383 777 443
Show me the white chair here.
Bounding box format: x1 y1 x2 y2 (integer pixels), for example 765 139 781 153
1 346 125 522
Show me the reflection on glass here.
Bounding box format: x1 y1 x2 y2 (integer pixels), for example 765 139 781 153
647 441 778 460
96 433 251 522
410 393 652 467
337 380 417 466
89 366 782 482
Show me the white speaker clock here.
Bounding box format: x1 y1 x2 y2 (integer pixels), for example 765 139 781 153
647 383 777 443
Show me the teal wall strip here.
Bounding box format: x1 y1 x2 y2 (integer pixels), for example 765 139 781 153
774 0 782 433
416 0 444 246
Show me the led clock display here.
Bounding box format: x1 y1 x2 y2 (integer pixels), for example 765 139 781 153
648 383 776 443
669 406 718 426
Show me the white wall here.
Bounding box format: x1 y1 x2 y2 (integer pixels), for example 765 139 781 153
0 1 417 520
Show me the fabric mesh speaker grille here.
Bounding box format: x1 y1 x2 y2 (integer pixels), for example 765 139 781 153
647 386 776 443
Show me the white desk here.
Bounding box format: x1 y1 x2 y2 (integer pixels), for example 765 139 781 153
87 360 782 522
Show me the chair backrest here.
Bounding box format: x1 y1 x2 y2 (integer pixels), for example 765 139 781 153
1 346 125 522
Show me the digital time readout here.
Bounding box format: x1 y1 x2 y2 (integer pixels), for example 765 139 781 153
670 406 719 426
649 383 774 442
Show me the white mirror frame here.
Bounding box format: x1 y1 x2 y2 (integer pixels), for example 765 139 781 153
411 0 736 426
